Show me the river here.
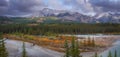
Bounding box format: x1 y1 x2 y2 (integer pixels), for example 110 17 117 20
4 34 120 57
99 40 120 57
64 34 119 38
5 39 63 57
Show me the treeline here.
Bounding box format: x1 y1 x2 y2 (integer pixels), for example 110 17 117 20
0 23 120 35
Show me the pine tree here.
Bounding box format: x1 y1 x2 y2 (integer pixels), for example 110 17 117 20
100 55 102 57
75 40 80 57
92 38 95 47
83 39 87 47
64 40 69 57
114 50 117 57
71 37 75 57
70 36 82 57
64 36 82 57
108 51 112 57
22 42 27 57
87 37 91 46
94 52 98 57
0 32 8 57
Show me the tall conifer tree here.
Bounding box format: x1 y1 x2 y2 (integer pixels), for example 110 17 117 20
22 42 27 57
0 32 8 57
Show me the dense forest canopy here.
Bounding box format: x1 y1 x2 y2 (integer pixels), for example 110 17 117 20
0 23 120 35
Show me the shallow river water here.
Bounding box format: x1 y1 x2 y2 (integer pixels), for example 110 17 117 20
99 40 120 57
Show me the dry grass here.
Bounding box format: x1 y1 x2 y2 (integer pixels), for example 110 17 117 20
3 34 118 52
3 34 73 52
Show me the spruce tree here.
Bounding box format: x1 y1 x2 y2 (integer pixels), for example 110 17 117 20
70 37 82 57
114 50 117 57
75 40 80 57
71 37 75 57
0 32 8 57
64 36 82 57
92 38 95 47
83 39 87 47
87 37 91 46
22 42 27 57
64 40 69 57
100 55 102 57
108 51 112 57
94 52 98 57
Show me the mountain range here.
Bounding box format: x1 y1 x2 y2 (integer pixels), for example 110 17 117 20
0 8 120 24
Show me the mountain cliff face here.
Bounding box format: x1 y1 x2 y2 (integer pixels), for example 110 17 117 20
56 12 96 23
38 8 67 17
94 12 120 23
36 8 96 23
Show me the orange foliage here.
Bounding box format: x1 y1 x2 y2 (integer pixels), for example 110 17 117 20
3 34 73 48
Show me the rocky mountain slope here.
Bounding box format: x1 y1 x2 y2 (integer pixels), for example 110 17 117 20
0 8 120 23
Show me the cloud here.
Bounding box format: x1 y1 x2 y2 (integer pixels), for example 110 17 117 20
0 0 8 7
1 0 47 16
0 0 120 16
62 0 96 16
0 0 9 15
10 0 46 12
90 0 120 12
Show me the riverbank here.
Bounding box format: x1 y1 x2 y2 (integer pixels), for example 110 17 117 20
78 35 120 57
3 34 120 57
5 39 63 57
98 40 120 57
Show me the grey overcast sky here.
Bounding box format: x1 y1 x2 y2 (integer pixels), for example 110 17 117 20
0 0 120 17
